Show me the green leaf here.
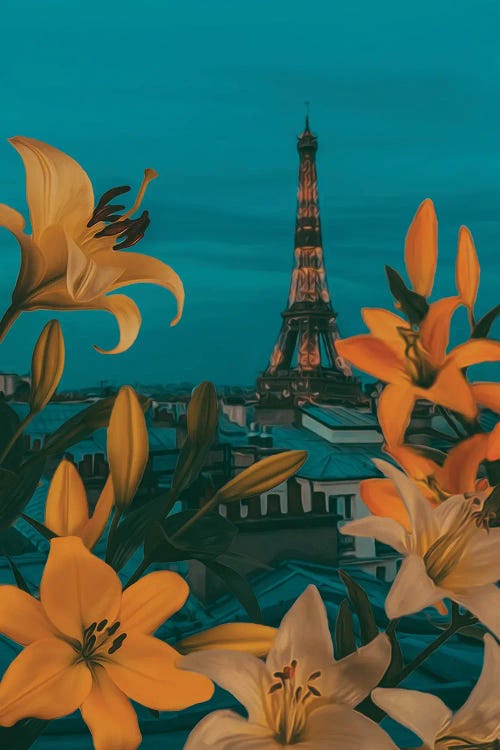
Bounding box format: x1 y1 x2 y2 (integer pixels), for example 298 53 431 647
380 623 404 686
0 398 24 469
145 510 238 562
0 718 48 749
20 513 58 541
0 457 45 531
41 393 150 457
6 555 31 594
338 570 379 644
203 558 263 623
106 495 167 571
385 265 429 326
471 304 500 339
334 598 357 659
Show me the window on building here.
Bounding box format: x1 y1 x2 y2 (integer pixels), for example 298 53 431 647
338 531 355 554
267 494 282 516
344 496 353 519
375 566 386 581
328 496 338 515
312 492 326 514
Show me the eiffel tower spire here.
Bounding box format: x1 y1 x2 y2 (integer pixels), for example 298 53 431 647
256 117 364 408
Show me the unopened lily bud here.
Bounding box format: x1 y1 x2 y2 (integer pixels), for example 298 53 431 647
107 385 148 510
30 320 65 414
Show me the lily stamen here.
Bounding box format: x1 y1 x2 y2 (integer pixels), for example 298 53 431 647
424 504 478 585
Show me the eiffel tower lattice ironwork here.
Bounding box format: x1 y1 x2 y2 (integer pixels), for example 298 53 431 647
256 117 364 407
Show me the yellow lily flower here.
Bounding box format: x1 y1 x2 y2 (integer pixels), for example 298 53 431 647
44 459 114 549
336 301 500 445
0 137 184 353
0 537 213 750
361 433 492 531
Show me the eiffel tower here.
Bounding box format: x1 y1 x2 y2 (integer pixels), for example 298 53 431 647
256 116 364 409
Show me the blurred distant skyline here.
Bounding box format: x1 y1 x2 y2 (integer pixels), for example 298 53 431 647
0 1 499 387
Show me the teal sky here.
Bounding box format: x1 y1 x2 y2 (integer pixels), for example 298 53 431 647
0 1 499 388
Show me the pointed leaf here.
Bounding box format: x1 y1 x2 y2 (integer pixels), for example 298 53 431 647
106 494 166 571
338 569 379 644
144 510 238 562
20 513 58 541
0 399 23 469
0 458 45 531
29 320 65 414
334 598 357 659
471 304 500 339
202 558 262 623
0 719 48 749
380 623 404 686
6 555 31 594
214 450 307 504
385 266 429 326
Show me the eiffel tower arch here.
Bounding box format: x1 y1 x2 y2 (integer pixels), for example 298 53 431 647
256 117 365 412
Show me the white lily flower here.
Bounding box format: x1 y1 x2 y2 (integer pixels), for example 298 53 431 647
340 459 500 635
372 633 500 749
181 585 398 749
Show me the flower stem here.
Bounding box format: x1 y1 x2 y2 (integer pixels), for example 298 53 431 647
170 498 218 541
0 305 20 345
0 412 34 465
123 558 150 589
105 508 122 563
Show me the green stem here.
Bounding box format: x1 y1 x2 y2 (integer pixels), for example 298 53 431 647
123 558 150 589
0 412 35 465
170 499 218 542
105 508 122 563
0 304 20 345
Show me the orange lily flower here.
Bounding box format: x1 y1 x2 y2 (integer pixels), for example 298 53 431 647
336 300 500 445
361 432 492 531
0 137 184 353
44 459 114 549
0 537 213 750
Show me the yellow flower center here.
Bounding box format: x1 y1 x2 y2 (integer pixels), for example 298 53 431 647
397 326 437 388
266 659 323 745
423 504 478 585
74 619 128 666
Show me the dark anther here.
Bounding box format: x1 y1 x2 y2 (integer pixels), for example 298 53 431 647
268 683 282 694
113 211 150 249
84 622 97 637
87 186 131 228
107 621 121 636
308 671 321 680
94 219 132 238
273 671 287 680
86 635 96 651
295 687 302 701
307 685 321 697
96 619 108 632
108 633 127 655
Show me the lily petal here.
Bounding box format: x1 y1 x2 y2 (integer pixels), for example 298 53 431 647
40 536 122 640
175 622 277 657
181 648 267 724
445 529 500 589
183 710 276 750
486 423 500 462
65 232 123 302
450 338 500 370
266 586 333 686
96 249 184 326
335 335 406 383
453 584 500 640
425 359 477 420
45 459 89 538
106 634 214 711
372 687 452 747
9 137 94 242
80 665 142 750
404 198 437 298
439 432 489 494
471 382 500 412
119 570 189 634
88 293 142 354
385 554 444 619
80 475 114 549
360 478 411 531
0 586 55 645
0 637 92 725
0 204 46 304
340 515 408 554
450 634 500 742
372 459 437 545
419 296 462 367
377 382 415 447
322 634 392 708
301 704 399 750
361 308 407 357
